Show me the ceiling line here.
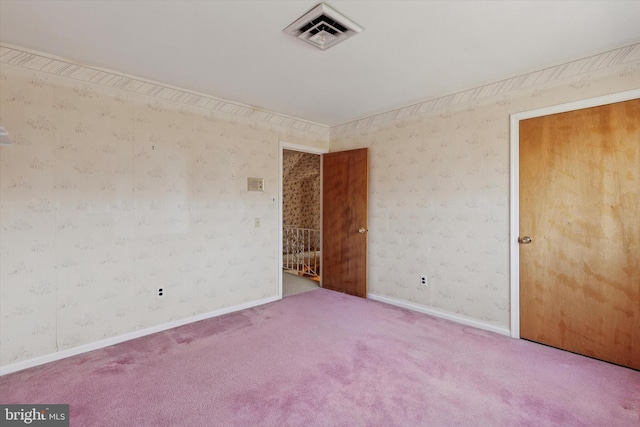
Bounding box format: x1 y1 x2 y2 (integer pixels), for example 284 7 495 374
330 42 640 136
0 43 330 137
1 42 638 138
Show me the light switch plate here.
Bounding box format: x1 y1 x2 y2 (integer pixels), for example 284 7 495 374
247 177 264 192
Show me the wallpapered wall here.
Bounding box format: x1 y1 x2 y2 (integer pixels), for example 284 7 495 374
0 64 327 367
1 44 638 369
282 150 320 230
331 62 639 329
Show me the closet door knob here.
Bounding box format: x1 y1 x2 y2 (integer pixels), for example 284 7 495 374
518 236 532 244
358 228 368 234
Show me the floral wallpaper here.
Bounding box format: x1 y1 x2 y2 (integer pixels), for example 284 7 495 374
282 150 320 230
331 61 639 329
0 63 326 367
1 42 638 368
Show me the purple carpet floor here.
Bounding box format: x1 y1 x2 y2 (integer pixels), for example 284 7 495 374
1 288 639 426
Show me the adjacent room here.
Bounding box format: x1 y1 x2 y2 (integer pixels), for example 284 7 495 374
282 149 321 296
1 1 639 425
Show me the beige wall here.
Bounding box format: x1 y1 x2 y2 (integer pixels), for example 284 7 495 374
0 63 327 367
330 61 639 330
1 44 638 369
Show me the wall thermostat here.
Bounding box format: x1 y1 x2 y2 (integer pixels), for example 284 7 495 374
247 177 264 192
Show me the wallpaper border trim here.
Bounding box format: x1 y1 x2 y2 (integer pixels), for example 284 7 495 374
0 295 279 376
0 43 331 136
331 42 640 136
1 42 638 138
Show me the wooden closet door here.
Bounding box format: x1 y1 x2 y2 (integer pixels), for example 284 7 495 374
519 99 640 370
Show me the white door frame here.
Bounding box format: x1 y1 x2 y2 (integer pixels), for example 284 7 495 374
509 89 640 338
278 141 328 299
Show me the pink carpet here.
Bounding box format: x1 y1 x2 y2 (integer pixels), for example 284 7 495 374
1 288 639 426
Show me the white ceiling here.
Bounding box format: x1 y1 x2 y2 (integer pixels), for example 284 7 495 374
1 1 639 127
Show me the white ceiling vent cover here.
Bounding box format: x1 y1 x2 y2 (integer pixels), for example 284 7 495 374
283 3 363 50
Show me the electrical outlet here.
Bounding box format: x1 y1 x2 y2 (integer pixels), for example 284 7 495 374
157 287 165 298
420 275 428 286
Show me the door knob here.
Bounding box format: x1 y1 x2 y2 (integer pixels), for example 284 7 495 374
358 228 368 234
518 236 532 244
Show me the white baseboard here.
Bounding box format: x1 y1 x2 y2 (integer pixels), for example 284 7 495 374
0 295 280 376
368 293 511 337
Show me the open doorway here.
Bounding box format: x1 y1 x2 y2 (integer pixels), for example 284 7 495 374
278 143 369 299
280 144 326 297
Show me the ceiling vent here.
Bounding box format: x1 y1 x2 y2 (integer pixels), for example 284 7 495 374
283 3 363 50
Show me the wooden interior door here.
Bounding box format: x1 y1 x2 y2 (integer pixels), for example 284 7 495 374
322 148 369 298
519 99 640 370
